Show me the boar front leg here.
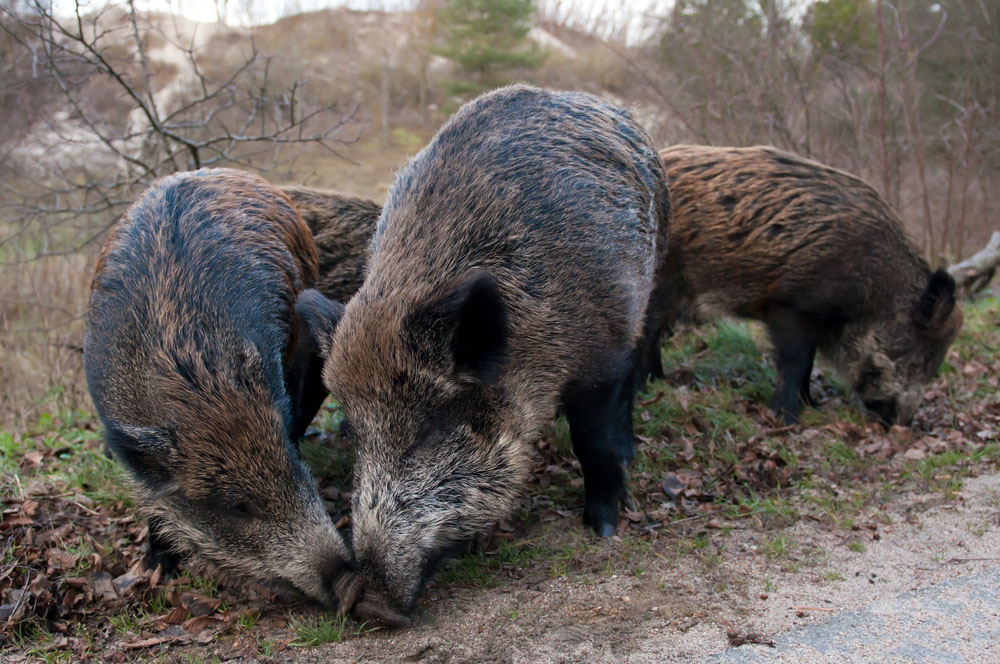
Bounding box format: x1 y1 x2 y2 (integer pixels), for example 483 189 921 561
565 368 636 537
765 306 818 424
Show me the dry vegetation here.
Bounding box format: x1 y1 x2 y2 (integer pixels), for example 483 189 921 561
0 0 998 660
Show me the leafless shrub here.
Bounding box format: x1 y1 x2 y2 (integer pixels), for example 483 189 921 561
0 0 358 424
637 0 997 263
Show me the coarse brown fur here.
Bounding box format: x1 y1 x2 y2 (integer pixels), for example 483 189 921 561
84 169 352 607
300 85 671 625
280 186 381 303
651 145 962 424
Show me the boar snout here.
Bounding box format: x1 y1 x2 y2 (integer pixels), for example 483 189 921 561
863 399 899 426
351 591 412 630
316 555 358 612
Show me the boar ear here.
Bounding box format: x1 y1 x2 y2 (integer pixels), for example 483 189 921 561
443 271 508 385
295 289 346 358
105 423 176 490
913 269 957 329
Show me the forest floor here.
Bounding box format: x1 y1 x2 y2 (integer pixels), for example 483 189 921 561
2 296 997 663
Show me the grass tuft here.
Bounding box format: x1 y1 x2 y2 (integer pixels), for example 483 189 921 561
289 613 357 646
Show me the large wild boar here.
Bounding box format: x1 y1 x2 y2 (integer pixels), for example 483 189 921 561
83 168 353 607
281 186 381 303
298 85 671 626
649 145 962 425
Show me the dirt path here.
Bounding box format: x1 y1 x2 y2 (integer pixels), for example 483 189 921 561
282 472 999 663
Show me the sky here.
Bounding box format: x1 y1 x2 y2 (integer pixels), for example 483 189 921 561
53 0 672 40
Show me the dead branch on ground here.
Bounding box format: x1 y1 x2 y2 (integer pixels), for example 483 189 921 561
949 231 1000 297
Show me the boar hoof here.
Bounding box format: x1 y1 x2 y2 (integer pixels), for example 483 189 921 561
780 411 800 426
583 501 619 538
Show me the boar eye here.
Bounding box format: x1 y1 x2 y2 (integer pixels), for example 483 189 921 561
417 411 450 444
228 502 263 519
339 418 355 440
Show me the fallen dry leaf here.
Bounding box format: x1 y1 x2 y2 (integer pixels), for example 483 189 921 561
184 615 224 632
180 592 221 617
158 606 190 626
89 571 120 605
121 635 183 650
45 549 80 571
1 514 35 529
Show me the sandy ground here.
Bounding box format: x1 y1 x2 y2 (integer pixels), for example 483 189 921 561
248 471 1000 663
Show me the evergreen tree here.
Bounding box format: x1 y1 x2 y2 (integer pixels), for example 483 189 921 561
434 0 545 99
806 0 877 62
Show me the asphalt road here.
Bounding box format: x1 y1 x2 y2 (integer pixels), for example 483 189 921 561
710 567 1000 664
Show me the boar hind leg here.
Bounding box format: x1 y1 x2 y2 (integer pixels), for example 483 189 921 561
765 307 818 424
636 272 680 387
146 515 181 576
798 352 816 408
565 369 636 537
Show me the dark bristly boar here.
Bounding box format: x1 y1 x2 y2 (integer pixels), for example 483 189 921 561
280 186 381 303
299 85 671 626
83 168 353 608
651 145 962 425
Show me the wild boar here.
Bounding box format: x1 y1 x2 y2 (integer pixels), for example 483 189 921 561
83 168 352 607
651 145 962 425
280 186 381 303
299 85 671 625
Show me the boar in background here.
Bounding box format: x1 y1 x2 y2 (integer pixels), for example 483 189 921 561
649 145 962 425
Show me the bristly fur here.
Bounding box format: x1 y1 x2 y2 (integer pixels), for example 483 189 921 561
281 186 381 303
652 145 963 424
84 168 352 608
319 85 671 621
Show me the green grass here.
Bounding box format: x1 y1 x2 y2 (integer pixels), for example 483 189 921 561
258 638 278 657
1 430 22 477
288 613 356 646
298 401 354 485
763 534 791 558
821 570 846 582
146 592 171 616
659 320 776 398
438 539 547 588
108 609 144 636
724 492 799 525
238 608 262 630
821 440 863 471
175 570 221 599
2 406 133 509
949 295 999 364
636 321 772 471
